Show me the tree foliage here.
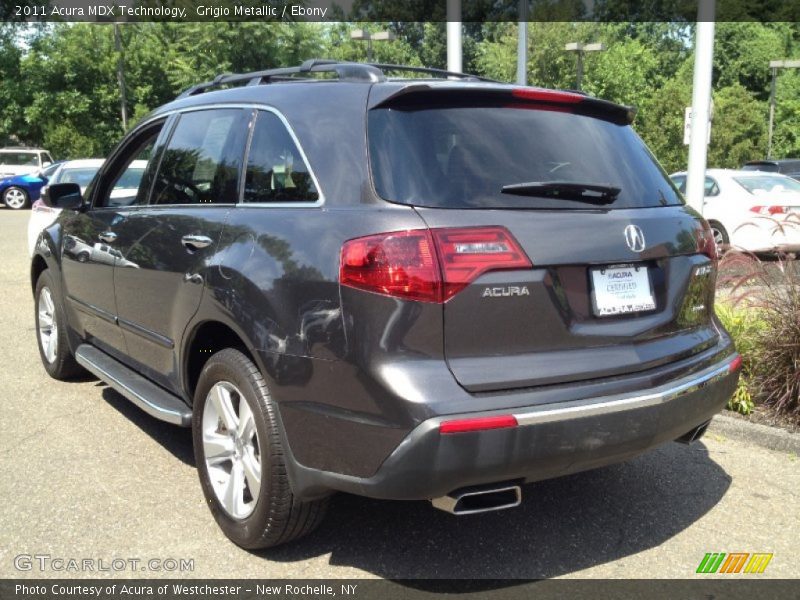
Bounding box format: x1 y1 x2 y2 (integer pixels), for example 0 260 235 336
1 21 799 172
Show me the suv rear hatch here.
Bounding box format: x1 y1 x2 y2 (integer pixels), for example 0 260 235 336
367 84 718 392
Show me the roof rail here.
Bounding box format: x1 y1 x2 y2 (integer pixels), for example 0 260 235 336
367 63 497 83
176 59 495 99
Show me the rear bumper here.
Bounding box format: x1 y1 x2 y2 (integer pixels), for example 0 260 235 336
286 352 740 501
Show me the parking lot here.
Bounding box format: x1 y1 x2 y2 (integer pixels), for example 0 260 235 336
0 208 798 580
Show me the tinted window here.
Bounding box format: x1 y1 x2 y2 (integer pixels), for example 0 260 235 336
243 111 319 203
97 124 163 208
369 106 682 210
151 109 248 205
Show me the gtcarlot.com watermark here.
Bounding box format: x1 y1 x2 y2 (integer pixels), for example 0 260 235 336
14 554 194 573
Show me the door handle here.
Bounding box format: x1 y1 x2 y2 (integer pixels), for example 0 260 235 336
181 234 213 251
98 232 117 243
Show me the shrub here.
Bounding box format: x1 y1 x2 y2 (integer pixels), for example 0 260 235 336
717 251 800 420
714 302 763 415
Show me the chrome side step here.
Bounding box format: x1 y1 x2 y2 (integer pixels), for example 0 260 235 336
431 483 522 515
75 344 192 427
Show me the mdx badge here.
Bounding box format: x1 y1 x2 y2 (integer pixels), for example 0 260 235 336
482 286 530 298
624 224 646 252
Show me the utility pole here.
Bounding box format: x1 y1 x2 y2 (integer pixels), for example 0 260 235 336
114 23 128 131
564 42 605 91
446 0 462 73
685 2 716 216
767 60 800 158
516 0 528 85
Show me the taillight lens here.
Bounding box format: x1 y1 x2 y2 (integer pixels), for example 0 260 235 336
697 220 718 261
340 230 441 302
750 205 788 215
340 226 532 303
432 227 532 301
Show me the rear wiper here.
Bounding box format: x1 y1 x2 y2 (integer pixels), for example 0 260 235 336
500 181 621 204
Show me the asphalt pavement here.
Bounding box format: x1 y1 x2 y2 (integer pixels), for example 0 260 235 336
0 208 797 581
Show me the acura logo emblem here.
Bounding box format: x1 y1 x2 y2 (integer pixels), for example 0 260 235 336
624 224 646 252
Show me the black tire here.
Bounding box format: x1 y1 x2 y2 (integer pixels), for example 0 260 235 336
708 221 729 253
77 252 90 263
34 270 83 380
193 348 328 549
3 186 30 209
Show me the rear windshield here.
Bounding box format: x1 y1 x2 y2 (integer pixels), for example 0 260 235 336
742 163 778 172
368 105 682 210
734 175 800 194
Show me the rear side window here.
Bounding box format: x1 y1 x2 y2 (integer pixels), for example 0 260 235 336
152 109 249 205
243 111 319 204
369 105 682 210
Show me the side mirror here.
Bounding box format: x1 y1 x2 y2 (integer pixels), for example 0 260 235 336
43 183 83 210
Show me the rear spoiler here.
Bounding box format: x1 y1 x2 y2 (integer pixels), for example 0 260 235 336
370 84 637 125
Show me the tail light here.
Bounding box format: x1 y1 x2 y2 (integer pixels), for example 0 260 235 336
340 226 532 303
750 205 788 215
697 220 718 261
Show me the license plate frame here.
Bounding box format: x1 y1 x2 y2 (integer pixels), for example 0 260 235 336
590 263 656 317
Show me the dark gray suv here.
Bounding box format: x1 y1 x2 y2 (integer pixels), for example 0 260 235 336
31 60 740 548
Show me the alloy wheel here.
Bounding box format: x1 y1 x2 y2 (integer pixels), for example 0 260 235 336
38 287 58 363
4 188 27 209
202 381 262 519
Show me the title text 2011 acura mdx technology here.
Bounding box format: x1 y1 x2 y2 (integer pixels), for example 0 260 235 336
31 60 740 548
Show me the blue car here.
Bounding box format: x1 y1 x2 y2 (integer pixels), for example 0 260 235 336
1 162 62 210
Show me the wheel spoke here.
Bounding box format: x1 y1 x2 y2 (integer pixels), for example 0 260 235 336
237 400 255 440
38 310 53 329
45 330 56 362
242 451 261 503
211 384 239 432
203 432 234 465
223 461 245 516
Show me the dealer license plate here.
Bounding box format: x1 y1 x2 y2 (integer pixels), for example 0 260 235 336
591 264 656 317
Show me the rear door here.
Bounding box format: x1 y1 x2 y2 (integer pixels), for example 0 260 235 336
368 89 717 392
110 107 250 392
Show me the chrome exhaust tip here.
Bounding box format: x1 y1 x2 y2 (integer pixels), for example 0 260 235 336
431 483 522 515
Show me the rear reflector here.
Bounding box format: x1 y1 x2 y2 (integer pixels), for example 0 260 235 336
750 205 788 215
729 355 743 373
340 226 532 303
440 415 518 434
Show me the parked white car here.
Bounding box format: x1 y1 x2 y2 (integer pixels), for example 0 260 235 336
0 147 53 178
27 159 104 256
670 169 800 254
27 159 147 256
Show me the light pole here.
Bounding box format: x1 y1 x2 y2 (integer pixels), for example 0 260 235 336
564 42 605 91
767 59 800 158
350 29 395 63
517 0 529 85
